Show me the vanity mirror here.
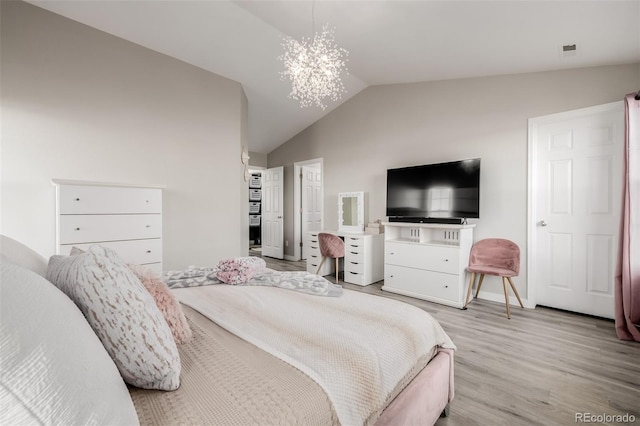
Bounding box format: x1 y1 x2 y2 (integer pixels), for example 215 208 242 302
338 192 365 233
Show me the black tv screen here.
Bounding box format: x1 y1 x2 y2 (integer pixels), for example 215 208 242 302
386 158 480 221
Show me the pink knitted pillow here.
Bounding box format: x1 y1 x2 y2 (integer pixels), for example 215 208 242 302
128 264 193 345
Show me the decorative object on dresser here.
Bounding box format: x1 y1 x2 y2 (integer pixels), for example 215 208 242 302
51 179 164 274
382 222 475 308
365 220 385 235
464 238 524 319
306 231 384 286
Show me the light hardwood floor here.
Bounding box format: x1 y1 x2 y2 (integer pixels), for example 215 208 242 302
256 253 640 426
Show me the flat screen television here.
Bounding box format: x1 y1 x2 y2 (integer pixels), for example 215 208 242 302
386 158 480 223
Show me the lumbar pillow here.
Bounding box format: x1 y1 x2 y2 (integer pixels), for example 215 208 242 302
128 263 193 345
46 245 181 391
0 257 140 425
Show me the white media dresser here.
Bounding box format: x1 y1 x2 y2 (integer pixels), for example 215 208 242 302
381 222 475 309
52 180 164 274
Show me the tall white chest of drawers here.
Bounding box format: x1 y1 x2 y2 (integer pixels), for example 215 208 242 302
53 180 164 274
305 231 384 286
382 222 474 308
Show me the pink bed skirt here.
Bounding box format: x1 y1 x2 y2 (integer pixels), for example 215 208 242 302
375 348 455 426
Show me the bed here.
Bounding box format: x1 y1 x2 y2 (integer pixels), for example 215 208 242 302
0 235 456 426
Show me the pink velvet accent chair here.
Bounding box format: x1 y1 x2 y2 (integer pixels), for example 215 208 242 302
464 238 524 319
316 232 345 283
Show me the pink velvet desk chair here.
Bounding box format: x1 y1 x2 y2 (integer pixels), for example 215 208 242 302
316 232 345 283
464 238 524 319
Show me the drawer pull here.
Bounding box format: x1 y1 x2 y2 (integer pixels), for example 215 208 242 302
146 200 150 203
74 227 80 231
146 250 152 253
146 225 151 228
444 259 449 262
350 262 358 265
349 272 357 275
350 251 358 255
75 198 80 201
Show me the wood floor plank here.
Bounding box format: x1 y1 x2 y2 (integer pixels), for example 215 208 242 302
255 253 640 426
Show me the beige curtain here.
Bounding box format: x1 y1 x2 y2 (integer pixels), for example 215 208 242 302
614 92 640 341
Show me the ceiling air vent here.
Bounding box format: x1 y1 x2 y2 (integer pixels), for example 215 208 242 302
560 43 579 57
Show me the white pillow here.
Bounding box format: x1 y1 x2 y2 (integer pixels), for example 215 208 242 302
46 245 181 391
0 258 139 425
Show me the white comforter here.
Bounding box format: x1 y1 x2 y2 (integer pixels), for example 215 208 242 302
174 285 455 426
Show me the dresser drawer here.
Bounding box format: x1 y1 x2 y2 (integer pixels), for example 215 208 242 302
306 244 321 257
143 263 163 275
59 238 162 266
58 185 161 214
384 264 459 302
344 270 366 285
344 236 363 247
307 254 332 276
345 247 365 263
385 242 459 274
59 214 162 244
344 259 365 274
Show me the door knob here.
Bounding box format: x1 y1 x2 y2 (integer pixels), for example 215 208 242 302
539 220 547 227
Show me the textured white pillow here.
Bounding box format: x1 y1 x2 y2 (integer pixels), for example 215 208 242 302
0 258 139 425
46 245 181 391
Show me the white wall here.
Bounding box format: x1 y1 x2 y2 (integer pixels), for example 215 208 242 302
268 63 640 300
249 151 268 169
1 0 248 269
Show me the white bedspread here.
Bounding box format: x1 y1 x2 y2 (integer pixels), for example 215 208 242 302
173 285 455 426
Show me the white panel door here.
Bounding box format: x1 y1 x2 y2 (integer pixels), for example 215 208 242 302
261 166 284 259
301 166 322 259
530 102 623 319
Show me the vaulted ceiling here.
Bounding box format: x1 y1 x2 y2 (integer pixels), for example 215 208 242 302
27 1 640 154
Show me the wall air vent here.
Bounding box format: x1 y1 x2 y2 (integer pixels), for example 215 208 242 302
560 43 579 57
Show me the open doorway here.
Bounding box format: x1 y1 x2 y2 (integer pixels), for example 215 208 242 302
248 167 264 256
293 158 323 261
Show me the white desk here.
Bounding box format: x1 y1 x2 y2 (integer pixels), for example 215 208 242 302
305 231 384 286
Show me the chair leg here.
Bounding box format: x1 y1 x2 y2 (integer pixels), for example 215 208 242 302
316 257 326 275
507 277 524 308
474 274 485 299
464 272 476 308
502 277 511 319
335 257 339 283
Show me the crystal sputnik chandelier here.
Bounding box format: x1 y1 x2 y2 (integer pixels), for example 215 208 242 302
279 5 349 110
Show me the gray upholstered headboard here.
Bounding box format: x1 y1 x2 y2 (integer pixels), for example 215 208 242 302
0 235 48 276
